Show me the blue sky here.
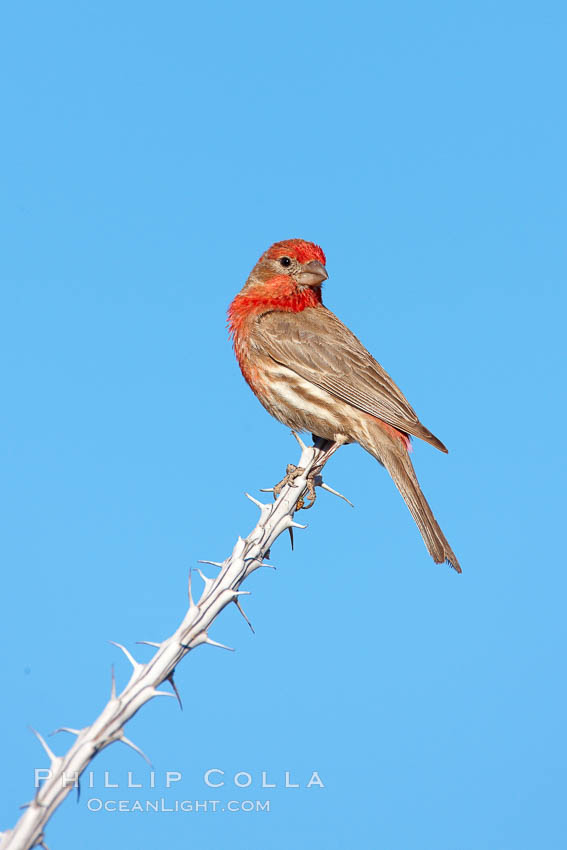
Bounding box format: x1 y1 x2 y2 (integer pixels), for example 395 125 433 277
1 1 565 848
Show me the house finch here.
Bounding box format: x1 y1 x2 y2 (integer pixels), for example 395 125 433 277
228 238 461 573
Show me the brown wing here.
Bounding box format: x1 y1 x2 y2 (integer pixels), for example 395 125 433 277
253 306 448 452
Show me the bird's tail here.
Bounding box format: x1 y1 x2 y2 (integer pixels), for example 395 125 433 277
362 434 461 573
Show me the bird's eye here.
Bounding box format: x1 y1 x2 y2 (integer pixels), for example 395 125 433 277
279 257 292 268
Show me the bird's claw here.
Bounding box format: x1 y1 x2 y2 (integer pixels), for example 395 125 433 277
272 465 318 510
273 460 350 512
273 464 306 498
296 473 319 510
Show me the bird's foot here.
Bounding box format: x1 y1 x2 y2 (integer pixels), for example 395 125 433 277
296 472 319 510
272 465 319 510
269 435 353 511
273 464 306 499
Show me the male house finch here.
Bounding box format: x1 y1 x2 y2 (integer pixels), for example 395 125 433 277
228 239 460 573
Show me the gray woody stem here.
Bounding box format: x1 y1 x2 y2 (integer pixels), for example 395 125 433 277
1 437 347 850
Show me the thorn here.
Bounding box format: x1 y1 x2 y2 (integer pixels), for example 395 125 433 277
197 559 225 568
244 555 276 568
38 836 50 850
234 598 255 633
196 568 216 596
119 732 152 767
136 640 161 648
152 689 178 699
109 641 140 670
29 727 57 763
259 487 274 493
167 673 183 710
182 631 208 650
49 727 81 738
244 492 268 510
291 430 307 450
219 587 249 605
244 557 276 569
289 519 308 530
320 481 354 507
288 526 294 550
205 636 235 652
110 664 116 699
233 536 246 558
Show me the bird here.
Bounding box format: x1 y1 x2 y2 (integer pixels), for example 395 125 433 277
228 238 461 573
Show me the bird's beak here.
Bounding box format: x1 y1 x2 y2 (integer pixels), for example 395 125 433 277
296 260 329 288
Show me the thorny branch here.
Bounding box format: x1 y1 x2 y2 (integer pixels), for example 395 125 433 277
0 436 349 850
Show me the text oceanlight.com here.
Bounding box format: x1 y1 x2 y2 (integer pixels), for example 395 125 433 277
87 798 271 813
